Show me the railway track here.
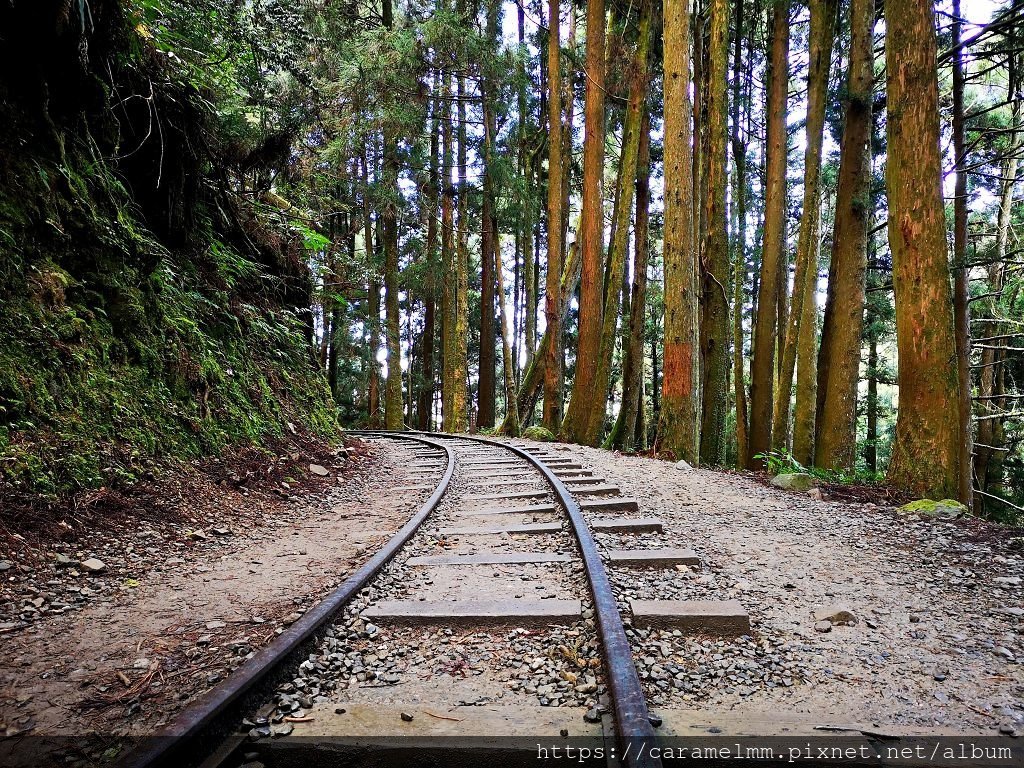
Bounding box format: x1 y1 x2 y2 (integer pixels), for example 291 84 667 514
120 431 752 768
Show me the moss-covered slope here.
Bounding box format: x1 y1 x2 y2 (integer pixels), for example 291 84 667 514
0 4 336 499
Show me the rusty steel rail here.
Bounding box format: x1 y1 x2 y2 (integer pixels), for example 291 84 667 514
387 429 664 768
119 433 454 768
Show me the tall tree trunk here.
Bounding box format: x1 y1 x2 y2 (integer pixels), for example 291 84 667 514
814 0 872 471
772 0 836 455
589 0 652 446
951 0 974 510
479 152 497 428
608 107 652 451
884 0 962 499
730 0 748 469
381 0 404 430
440 67 466 433
450 1 470 433
658 0 699 463
418 82 441 431
363 147 382 428
747 0 788 468
697 0 730 465
560 0 606 444
543 0 566 432
520 2 537 371
792 213 820 464
865 332 878 474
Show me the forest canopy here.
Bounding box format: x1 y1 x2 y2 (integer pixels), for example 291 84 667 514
0 0 1022 521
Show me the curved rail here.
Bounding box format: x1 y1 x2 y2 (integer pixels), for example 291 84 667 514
120 433 455 768
364 429 663 768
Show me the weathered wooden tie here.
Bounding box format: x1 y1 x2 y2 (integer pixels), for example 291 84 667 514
362 599 582 625
629 599 750 635
608 548 701 567
589 517 663 533
406 552 571 566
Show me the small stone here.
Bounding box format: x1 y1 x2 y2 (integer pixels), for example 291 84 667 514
271 722 294 738
282 613 302 625
994 577 1022 587
248 726 271 741
583 709 602 723
309 464 330 477
998 723 1017 736
400 712 414 722
560 728 569 738
814 621 832 633
994 647 1015 660
674 460 692 471
132 658 151 669
813 606 857 625
80 558 106 573
335 707 347 715
648 714 663 727
212 527 231 536
807 488 824 501
0 560 12 571
206 621 226 630
54 554 76 568
771 473 814 492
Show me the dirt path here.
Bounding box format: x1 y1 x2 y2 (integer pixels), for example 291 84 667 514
530 441 1022 735
0 438 429 763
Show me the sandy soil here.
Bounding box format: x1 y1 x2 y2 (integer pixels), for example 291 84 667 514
0 438 429 761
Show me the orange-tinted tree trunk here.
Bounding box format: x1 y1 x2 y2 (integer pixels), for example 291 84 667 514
883 0 962 498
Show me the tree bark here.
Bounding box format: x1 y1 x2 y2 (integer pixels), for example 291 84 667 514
884 0 962 499
418 81 441 431
730 0 748 469
560 0 606 444
697 0 730 465
772 0 836 456
657 0 700 463
586 0 652 447
543 0 566 433
608 107 652 451
747 0 788 468
363 146 382 428
814 0 872 471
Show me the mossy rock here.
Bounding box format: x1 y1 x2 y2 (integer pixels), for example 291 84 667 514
770 472 815 492
522 426 556 442
898 499 967 520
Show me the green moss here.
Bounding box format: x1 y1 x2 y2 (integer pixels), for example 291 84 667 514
523 425 556 442
898 499 968 519
0 118 338 500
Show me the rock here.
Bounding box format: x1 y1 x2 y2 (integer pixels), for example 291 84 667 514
54 554 77 568
674 460 693 471
282 612 303 625
994 647 1015 660
813 606 857 626
771 473 814 492
132 658 151 669
309 464 330 477
400 712 414 722
0 560 11 571
807 488 824 501
648 714 663 727
206 621 227 630
813 621 832 633
994 577 1022 587
998 723 1017 736
271 722 294 738
583 708 602 723
80 558 106 573
898 499 967 520
523 425 556 442
211 527 231 536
